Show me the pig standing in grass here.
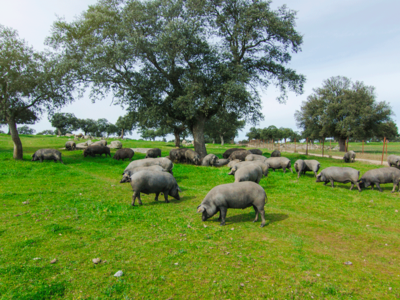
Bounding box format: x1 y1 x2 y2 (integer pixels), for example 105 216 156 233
201 154 218 166
32 149 63 163
113 148 135 161
265 157 292 173
234 164 263 184
245 154 267 163
387 155 400 168
271 150 281 157
343 151 356 163
228 161 269 177
127 170 181 205
358 167 400 192
91 140 107 147
228 150 252 161
146 148 162 158
227 159 240 169
124 157 173 174
248 149 262 155
294 159 320 178
185 149 201 165
65 141 76 151
214 159 229 167
120 165 167 183
222 148 242 159
316 167 360 191
197 182 267 227
83 146 111 157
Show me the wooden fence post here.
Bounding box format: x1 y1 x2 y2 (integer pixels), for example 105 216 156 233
381 137 386 165
306 137 309 155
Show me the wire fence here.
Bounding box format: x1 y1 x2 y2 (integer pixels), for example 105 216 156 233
247 139 397 164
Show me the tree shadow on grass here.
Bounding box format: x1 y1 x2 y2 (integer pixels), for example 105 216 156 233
137 195 196 206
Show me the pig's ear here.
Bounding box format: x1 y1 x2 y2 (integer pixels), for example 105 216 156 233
197 205 205 213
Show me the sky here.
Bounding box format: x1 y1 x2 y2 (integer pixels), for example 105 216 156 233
1 0 399 141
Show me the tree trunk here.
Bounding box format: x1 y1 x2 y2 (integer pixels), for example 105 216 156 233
220 135 224 146
7 125 11 135
192 115 207 158
57 128 61 135
120 128 124 139
174 130 180 148
338 137 346 152
8 118 23 160
212 138 215 144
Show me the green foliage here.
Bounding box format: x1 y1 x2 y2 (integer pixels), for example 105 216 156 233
17 125 36 135
295 76 396 142
48 112 79 135
48 0 305 155
36 130 55 135
204 111 245 145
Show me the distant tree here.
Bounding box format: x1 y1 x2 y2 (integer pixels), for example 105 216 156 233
279 127 294 143
17 125 35 135
246 127 261 141
49 112 79 135
0 25 75 159
1 108 38 135
205 111 245 145
295 76 394 151
115 113 137 139
105 123 119 137
78 119 97 136
95 118 109 137
375 121 398 141
288 130 302 143
36 129 55 135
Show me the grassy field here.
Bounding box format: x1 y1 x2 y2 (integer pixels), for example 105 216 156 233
1 134 400 299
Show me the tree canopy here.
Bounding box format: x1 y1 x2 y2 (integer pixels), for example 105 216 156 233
0 25 75 159
49 112 79 135
204 111 245 145
48 0 305 157
295 76 395 151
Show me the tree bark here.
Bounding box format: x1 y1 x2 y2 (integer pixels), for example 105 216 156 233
338 137 346 152
212 138 215 144
120 128 124 139
192 115 207 158
220 135 224 146
57 128 61 135
8 118 23 160
174 130 180 148
7 125 11 135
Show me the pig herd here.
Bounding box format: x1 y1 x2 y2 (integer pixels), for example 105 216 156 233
30 144 400 227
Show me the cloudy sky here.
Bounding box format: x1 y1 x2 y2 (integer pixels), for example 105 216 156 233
1 0 399 140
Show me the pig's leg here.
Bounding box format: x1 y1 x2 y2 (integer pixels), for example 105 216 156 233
330 180 334 188
282 167 286 173
371 183 374 190
131 192 138 206
350 183 354 190
253 205 259 222
289 167 293 173
219 207 227 226
163 193 169 203
357 182 361 192
155 192 159 201
259 208 266 227
376 182 383 192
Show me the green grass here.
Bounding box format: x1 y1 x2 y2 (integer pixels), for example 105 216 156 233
1 134 400 299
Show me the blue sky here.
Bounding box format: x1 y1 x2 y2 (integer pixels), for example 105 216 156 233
1 0 399 140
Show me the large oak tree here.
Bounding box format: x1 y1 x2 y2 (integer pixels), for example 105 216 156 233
48 0 305 157
0 25 75 159
295 76 395 151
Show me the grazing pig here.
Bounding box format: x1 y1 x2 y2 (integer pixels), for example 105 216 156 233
265 157 292 173
65 141 76 151
146 148 162 158
185 149 201 165
245 154 267 163
228 150 252 161
124 157 173 175
32 149 63 163
176 148 189 162
222 148 242 159
359 167 400 192
120 165 167 183
169 149 180 162
128 170 181 205
214 158 229 167
316 167 360 191
83 146 111 157
113 148 134 161
202 154 218 166
343 151 356 163
294 159 320 178
91 140 107 147
227 159 240 169
271 150 281 157
387 155 400 168
248 149 263 155
228 161 269 177
234 164 263 184
197 182 267 227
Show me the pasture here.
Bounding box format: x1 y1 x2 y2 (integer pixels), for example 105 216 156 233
1 134 399 299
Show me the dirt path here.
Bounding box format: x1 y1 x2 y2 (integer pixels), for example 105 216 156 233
287 150 385 165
